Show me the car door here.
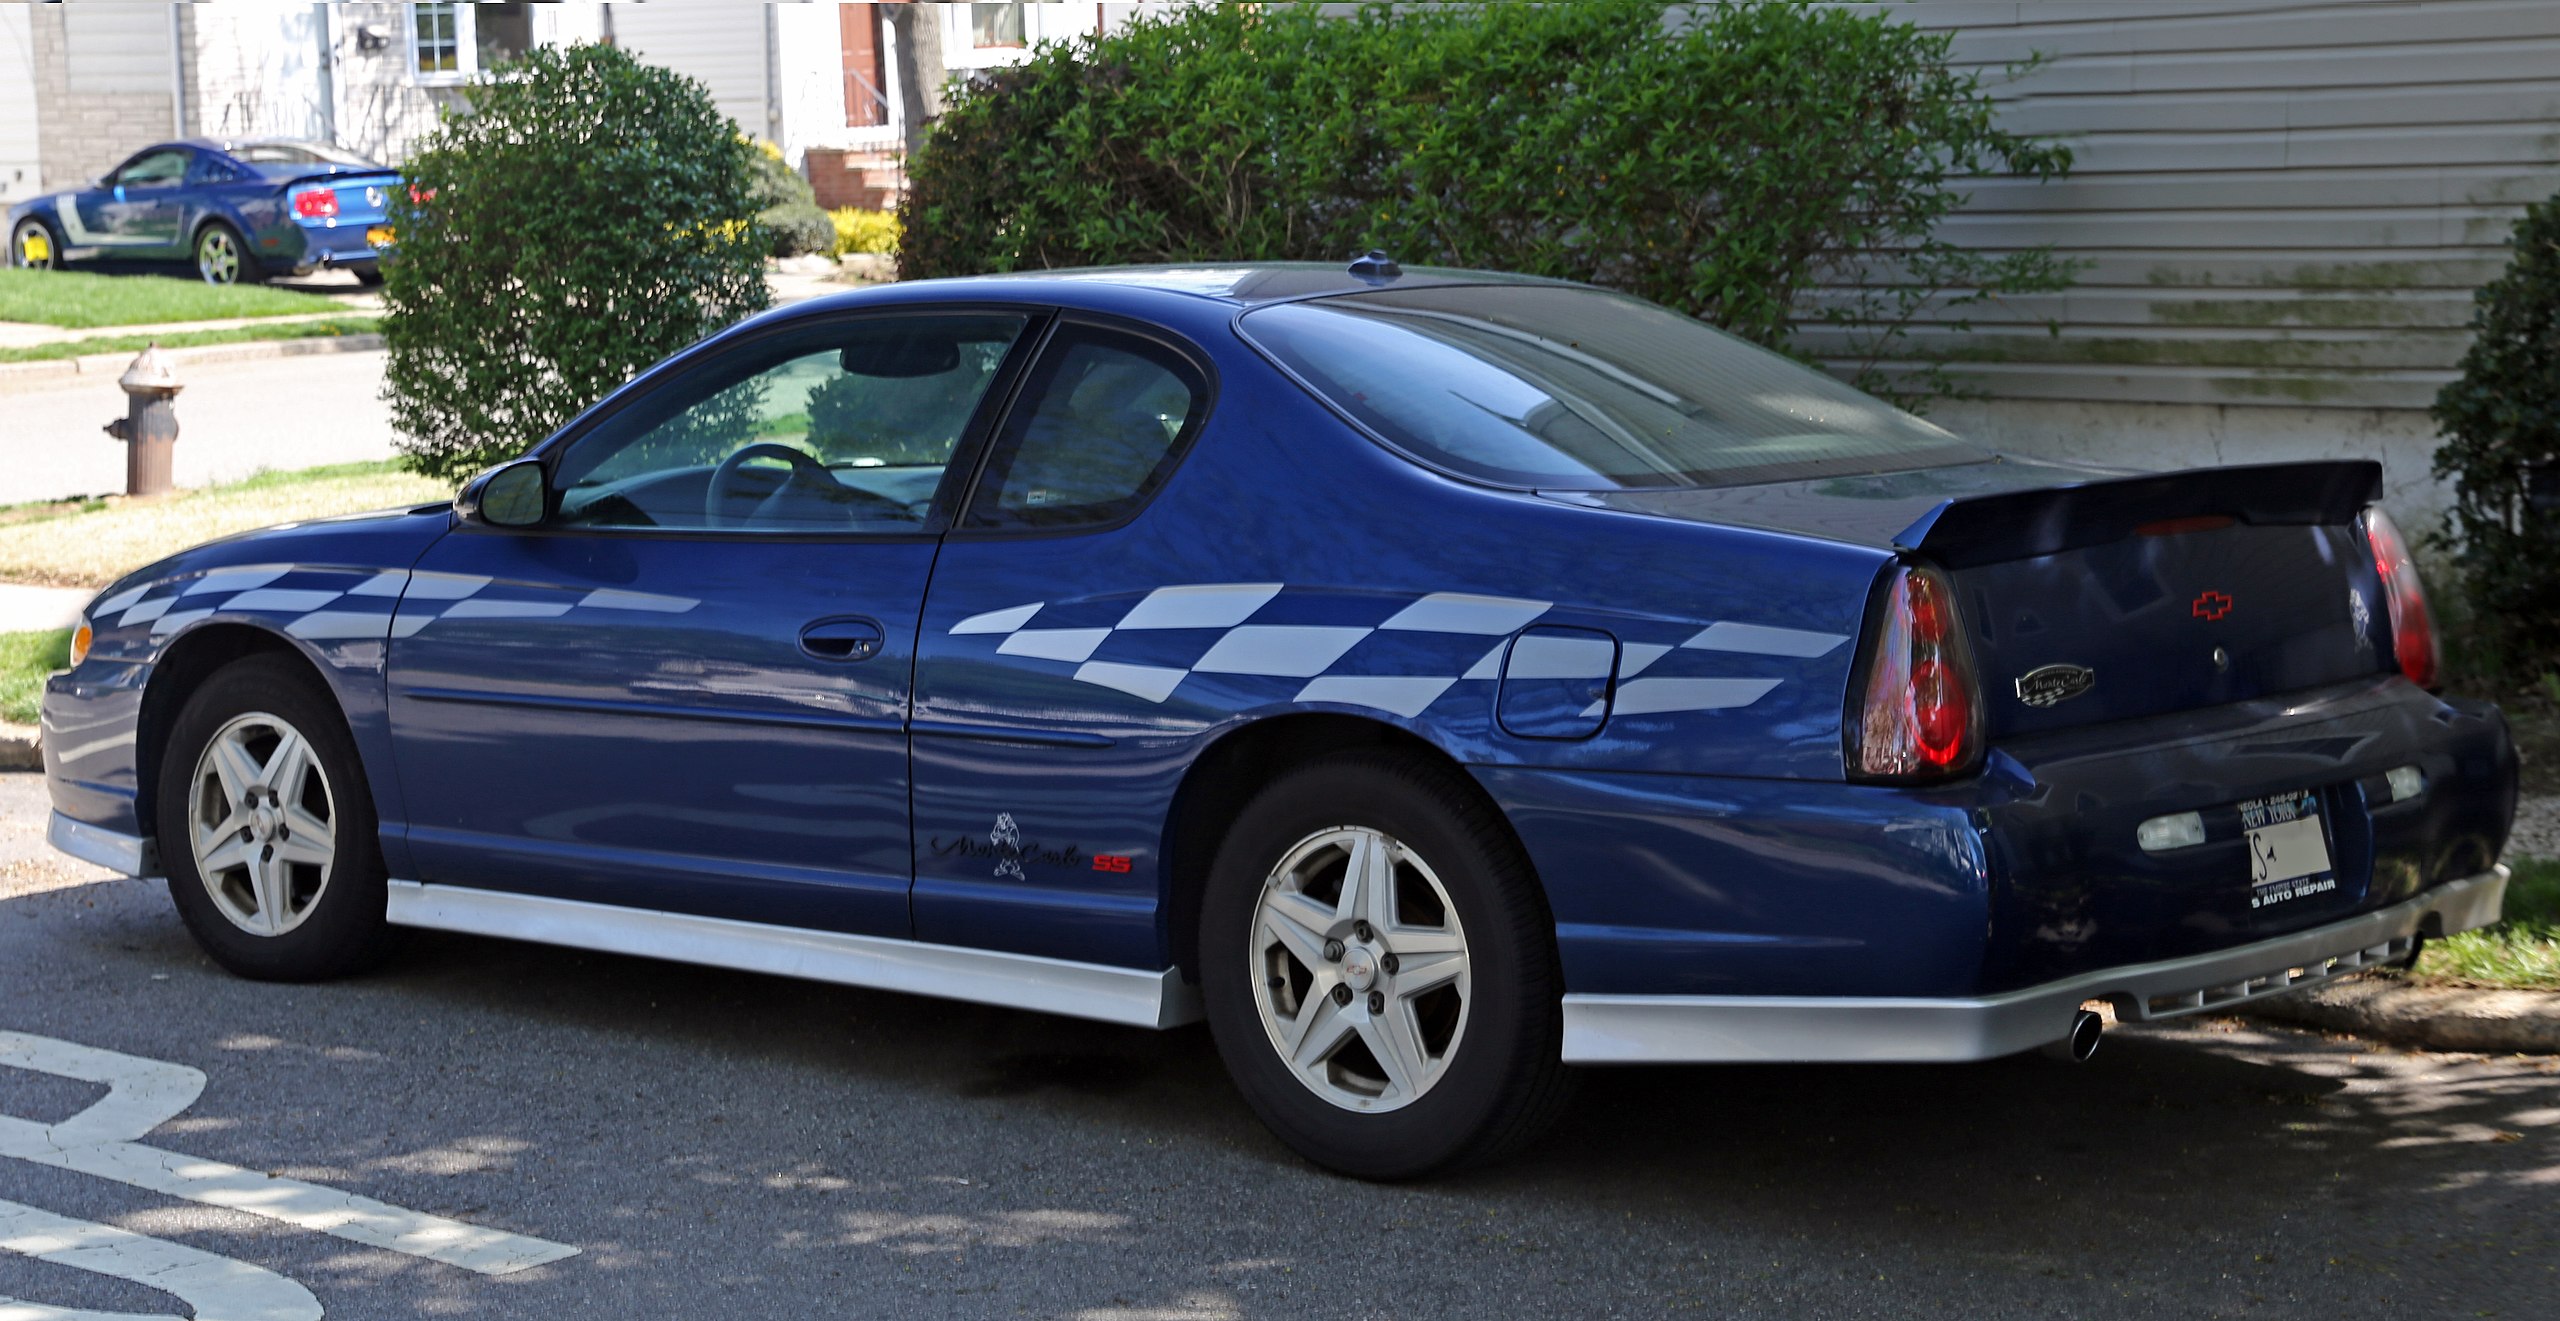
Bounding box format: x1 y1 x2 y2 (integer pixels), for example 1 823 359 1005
909 320 1215 967
60 149 170 251
87 148 191 253
386 308 1040 936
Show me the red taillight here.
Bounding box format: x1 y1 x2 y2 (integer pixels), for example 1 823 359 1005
2360 506 2440 690
1848 562 1983 782
292 187 338 220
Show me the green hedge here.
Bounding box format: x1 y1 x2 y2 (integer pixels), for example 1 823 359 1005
384 44 769 481
901 0 2072 391
2434 195 2560 684
749 144 836 259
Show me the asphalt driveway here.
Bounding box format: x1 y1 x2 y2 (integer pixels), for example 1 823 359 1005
0 773 2552 1319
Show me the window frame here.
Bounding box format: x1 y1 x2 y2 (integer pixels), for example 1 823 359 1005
408 2 477 87
493 305 1055 545
947 313 1221 542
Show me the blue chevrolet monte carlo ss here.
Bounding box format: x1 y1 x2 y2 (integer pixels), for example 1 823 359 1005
7 138 398 285
41 261 2516 1178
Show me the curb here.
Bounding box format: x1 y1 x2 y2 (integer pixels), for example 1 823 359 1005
0 333 385 394
0 723 38 773
2242 976 2560 1053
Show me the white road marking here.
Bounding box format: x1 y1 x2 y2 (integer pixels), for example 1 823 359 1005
0 1031 578 1278
0 1197 322 1321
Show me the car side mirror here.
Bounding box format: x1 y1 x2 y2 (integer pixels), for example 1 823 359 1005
454 459 547 528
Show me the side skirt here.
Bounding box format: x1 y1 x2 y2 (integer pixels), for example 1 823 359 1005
383 881 1202 1030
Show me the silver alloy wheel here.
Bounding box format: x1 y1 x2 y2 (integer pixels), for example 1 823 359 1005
1249 825 1471 1113
187 711 337 937
11 220 53 270
195 227 240 284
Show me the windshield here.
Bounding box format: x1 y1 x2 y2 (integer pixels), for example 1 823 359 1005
1239 284 1983 490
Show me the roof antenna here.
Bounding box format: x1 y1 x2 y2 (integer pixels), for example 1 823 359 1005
1347 249 1402 283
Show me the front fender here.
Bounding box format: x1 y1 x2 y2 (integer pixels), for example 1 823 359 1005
44 506 454 868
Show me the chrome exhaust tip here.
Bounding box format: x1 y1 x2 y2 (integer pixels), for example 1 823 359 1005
2039 1009 2104 1064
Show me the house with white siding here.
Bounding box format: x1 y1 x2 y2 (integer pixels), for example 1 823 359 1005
5 2 2553 517
0 3 1174 208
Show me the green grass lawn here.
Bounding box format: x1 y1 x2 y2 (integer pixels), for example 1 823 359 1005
0 460 450 588
0 316 380 363
0 628 70 725
2410 856 2560 990
0 267 351 329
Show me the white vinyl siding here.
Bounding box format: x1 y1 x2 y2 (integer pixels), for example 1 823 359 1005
1811 0 2560 412
60 3 171 95
609 5 773 143
0 6 39 201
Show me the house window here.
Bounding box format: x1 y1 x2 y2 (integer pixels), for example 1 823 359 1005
477 2 534 68
971 2 1026 49
411 3 465 79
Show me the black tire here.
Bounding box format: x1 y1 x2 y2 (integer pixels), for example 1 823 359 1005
157 655 393 981
10 216 62 271
1199 751 1576 1179
193 221 264 285
351 267 385 288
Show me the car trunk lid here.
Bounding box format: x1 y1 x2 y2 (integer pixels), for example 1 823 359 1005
285 170 400 227
1561 458 2394 735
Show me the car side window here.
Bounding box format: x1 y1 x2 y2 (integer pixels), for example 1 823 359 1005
113 150 190 188
549 312 1029 534
963 326 1206 531
186 156 240 186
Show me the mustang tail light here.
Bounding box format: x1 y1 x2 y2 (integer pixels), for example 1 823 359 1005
2359 505 2440 690
1847 561 1983 782
292 187 338 220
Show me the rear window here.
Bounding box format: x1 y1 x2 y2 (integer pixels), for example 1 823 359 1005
1238 284 1982 490
233 142 382 172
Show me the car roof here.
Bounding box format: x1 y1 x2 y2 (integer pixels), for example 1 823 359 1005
892 262 1580 308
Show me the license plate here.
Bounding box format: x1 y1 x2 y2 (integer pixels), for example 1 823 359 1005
366 225 394 248
2240 788 2336 911
20 232 48 263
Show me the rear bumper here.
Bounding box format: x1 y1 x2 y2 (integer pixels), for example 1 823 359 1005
1561 865 2504 1063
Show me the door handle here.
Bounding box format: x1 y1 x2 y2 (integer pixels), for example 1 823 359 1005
799 617 884 662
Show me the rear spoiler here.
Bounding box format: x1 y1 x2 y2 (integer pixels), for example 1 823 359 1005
1893 460 2383 569
276 169 400 193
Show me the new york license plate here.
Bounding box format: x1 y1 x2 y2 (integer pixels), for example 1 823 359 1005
365 225 394 248
2240 788 2336 911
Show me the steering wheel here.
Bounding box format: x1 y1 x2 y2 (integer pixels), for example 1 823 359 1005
703 443 902 528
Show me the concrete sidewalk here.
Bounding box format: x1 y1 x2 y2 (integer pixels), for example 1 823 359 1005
0 349 398 505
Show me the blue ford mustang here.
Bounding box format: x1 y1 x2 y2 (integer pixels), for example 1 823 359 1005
7 139 398 285
41 262 2516 1178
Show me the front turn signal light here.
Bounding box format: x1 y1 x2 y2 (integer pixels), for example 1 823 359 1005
68 616 92 667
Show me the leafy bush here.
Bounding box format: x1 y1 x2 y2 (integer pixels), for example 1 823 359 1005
831 207 901 257
749 142 835 259
383 44 769 481
901 0 2071 391
2434 195 2560 684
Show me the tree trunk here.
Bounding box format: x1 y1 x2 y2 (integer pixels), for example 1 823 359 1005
883 3 946 158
